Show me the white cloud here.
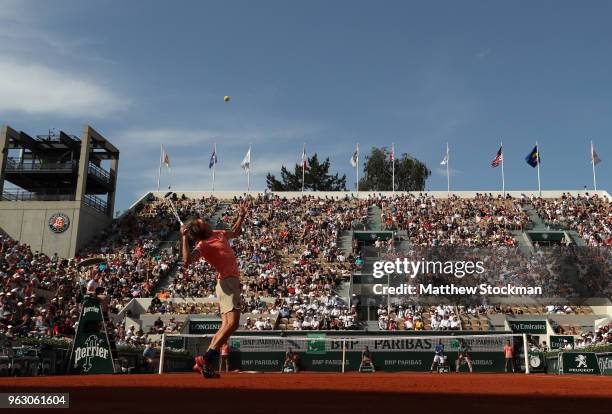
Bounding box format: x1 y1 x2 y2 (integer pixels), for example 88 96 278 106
476 49 492 58
0 2 125 118
124 151 289 195
116 124 320 148
0 58 128 117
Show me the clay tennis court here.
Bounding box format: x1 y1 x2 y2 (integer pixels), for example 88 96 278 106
0 372 611 413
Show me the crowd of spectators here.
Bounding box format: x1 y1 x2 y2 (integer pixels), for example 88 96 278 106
378 304 462 330
146 297 218 315
376 193 529 246
0 191 610 343
574 324 611 349
532 193 611 246
0 235 80 340
0 193 201 341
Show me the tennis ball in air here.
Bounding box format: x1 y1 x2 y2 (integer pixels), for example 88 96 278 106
224 96 230 102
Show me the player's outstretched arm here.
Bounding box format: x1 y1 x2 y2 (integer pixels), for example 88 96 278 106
226 200 249 239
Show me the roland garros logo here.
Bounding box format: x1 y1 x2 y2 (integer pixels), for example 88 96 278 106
49 213 70 233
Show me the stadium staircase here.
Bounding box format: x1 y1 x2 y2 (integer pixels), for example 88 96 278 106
566 230 588 246
520 202 548 231
510 230 534 255
333 230 355 313
518 202 588 246
395 230 411 250
338 230 354 255
366 320 380 331
366 205 383 231
211 203 231 229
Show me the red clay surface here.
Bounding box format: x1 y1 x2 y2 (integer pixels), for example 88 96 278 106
0 372 611 414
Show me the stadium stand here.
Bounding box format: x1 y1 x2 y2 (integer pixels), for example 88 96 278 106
0 190 610 354
531 193 611 246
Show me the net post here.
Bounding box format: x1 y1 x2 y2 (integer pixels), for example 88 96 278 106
158 333 166 374
522 333 530 374
342 339 346 373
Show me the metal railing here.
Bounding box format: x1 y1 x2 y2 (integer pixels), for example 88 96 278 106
5 158 77 173
87 162 113 185
83 194 108 214
1 190 75 202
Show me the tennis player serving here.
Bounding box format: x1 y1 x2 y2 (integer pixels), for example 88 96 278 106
181 200 249 378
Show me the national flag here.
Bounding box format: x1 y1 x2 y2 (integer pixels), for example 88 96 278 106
592 147 602 165
440 152 448 165
241 147 251 171
525 145 540 168
390 144 395 161
209 146 217 169
161 145 170 168
350 144 359 167
491 146 503 168
301 144 307 167
440 143 449 165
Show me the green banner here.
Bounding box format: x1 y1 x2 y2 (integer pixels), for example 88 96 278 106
220 334 514 373
597 353 612 376
69 297 114 374
561 352 601 375
164 336 185 350
228 351 507 372
189 319 222 334
508 320 547 334
550 335 574 350
229 336 509 353
353 231 393 241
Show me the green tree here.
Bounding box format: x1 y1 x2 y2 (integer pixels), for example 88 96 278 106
359 147 430 191
266 153 347 191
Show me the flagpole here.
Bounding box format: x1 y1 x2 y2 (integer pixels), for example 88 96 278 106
247 144 251 192
501 140 506 196
356 143 359 193
392 142 395 193
591 140 597 191
446 142 450 197
212 143 217 192
156 144 162 192
536 141 541 197
302 143 306 193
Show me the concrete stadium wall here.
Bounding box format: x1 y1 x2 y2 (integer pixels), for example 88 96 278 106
0 200 80 257
73 205 113 252
151 189 611 200
0 200 111 257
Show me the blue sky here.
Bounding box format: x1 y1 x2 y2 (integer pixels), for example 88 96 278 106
0 0 610 212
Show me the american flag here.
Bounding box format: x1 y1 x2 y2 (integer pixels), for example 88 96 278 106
491 146 503 168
